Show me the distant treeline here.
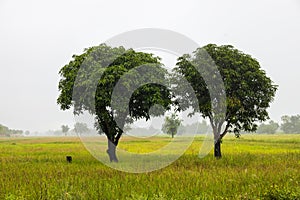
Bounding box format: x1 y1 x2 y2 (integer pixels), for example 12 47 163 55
1 114 300 137
241 114 300 134
0 124 23 137
127 115 300 135
125 120 211 136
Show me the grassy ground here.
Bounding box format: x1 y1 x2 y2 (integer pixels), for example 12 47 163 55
0 134 299 199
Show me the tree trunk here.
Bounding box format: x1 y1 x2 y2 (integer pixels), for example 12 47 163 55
106 139 118 162
214 138 222 158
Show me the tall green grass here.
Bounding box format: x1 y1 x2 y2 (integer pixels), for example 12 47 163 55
0 134 299 199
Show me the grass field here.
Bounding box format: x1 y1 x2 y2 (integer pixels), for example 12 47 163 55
0 134 299 199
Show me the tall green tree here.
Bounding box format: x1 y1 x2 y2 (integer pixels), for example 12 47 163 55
162 113 181 138
173 44 277 158
57 44 172 162
281 115 300 133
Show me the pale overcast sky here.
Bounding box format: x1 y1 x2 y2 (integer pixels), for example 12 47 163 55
0 0 300 132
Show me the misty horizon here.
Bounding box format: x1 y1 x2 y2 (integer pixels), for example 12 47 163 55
1 0 299 132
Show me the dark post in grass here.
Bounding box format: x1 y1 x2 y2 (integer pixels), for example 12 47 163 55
66 156 72 163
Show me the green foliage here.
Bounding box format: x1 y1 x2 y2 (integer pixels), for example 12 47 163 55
173 44 277 158
61 125 69 136
126 125 160 137
0 124 23 137
73 122 89 135
162 113 181 138
57 44 172 147
0 124 9 136
256 120 279 134
122 124 132 134
174 44 278 138
281 115 300 134
178 120 211 134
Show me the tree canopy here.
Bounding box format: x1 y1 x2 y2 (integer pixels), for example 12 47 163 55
173 44 277 157
0 124 23 137
281 115 300 134
256 120 279 134
162 113 182 138
57 44 172 162
74 122 90 135
61 125 70 136
58 43 277 159
182 121 210 135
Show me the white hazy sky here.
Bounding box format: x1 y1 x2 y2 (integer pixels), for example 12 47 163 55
0 0 300 132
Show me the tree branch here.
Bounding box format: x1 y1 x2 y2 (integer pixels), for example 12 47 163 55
114 114 127 146
217 122 223 137
114 130 122 146
220 122 230 139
